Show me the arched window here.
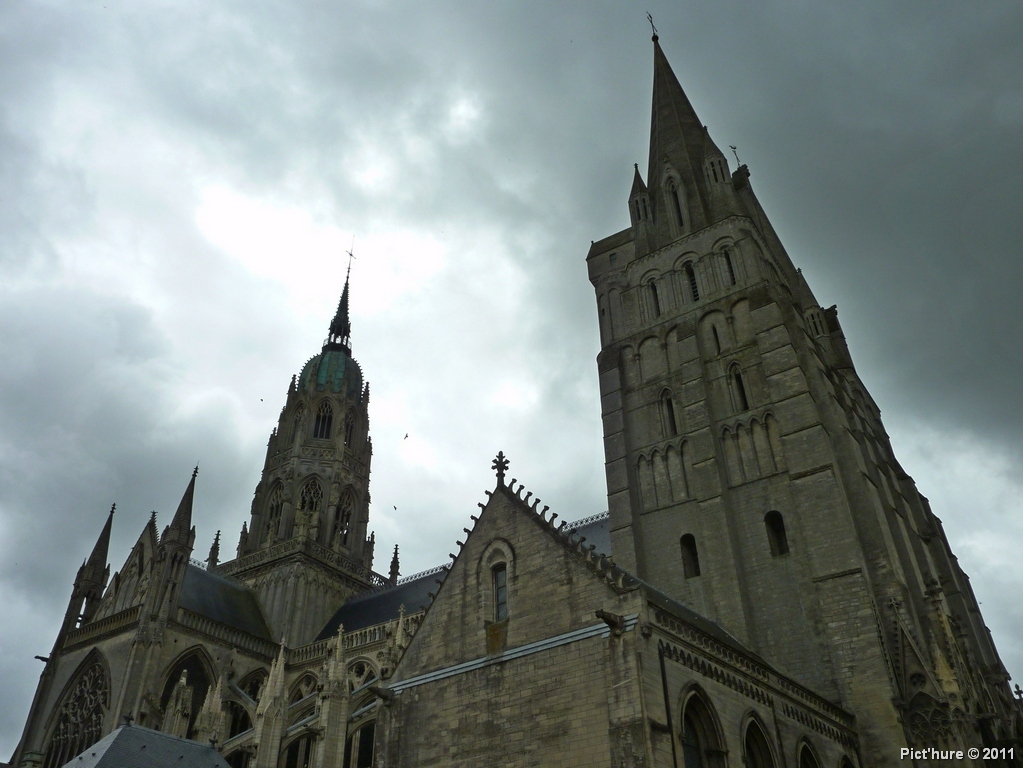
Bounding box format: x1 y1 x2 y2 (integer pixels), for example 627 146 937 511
313 401 333 439
684 264 700 302
744 721 776 768
680 693 723 768
344 412 356 447
648 281 661 317
730 365 749 411
283 733 316 768
723 249 737 286
711 326 721 355
343 722 375 768
43 660 109 768
158 652 211 740
765 511 789 556
264 485 284 543
225 701 252 739
680 534 701 578
493 564 508 622
300 480 323 515
662 391 678 436
798 744 822 768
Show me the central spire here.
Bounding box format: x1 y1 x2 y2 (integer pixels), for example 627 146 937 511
326 264 352 353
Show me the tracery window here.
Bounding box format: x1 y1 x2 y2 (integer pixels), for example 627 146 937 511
265 485 284 542
334 489 354 546
313 401 333 439
343 722 375 768
300 480 323 515
290 673 318 704
281 733 316 768
344 412 356 447
43 662 108 768
225 700 252 739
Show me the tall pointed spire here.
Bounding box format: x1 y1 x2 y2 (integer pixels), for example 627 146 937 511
167 466 198 537
645 35 737 241
86 504 115 573
326 262 352 353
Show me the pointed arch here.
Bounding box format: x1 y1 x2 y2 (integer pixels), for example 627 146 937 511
264 482 285 544
679 686 725 768
281 733 317 768
665 176 687 233
289 672 318 704
743 717 777 768
43 650 110 768
797 740 822 768
333 486 356 546
343 408 357 447
313 400 333 439
158 646 214 739
299 478 323 515
290 405 306 442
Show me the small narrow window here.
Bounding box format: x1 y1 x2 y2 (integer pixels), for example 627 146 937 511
649 282 661 317
724 249 737 286
685 264 700 302
493 564 508 621
662 392 678 436
765 511 789 556
680 534 701 578
641 198 649 219
711 326 721 355
313 401 333 439
344 413 355 446
670 183 685 230
732 367 749 411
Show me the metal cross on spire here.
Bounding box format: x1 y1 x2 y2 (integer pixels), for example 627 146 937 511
730 145 742 166
646 12 658 41
346 235 356 282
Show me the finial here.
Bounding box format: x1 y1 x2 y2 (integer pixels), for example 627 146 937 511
346 235 356 281
492 451 509 486
110 503 116 516
122 712 134 727
192 465 199 480
730 145 741 166
646 12 658 41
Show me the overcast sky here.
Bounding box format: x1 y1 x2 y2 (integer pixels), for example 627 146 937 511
2 1 1022 756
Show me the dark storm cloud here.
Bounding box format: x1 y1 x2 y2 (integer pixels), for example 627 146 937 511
1 0 1021 757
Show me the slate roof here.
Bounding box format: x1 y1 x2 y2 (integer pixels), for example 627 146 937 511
61 726 229 768
567 512 611 556
179 565 272 641
316 569 444 641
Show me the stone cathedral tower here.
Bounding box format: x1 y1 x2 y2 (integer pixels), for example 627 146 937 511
224 269 377 647
586 34 1019 765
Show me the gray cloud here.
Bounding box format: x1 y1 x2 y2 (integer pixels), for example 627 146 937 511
2 1 1021 756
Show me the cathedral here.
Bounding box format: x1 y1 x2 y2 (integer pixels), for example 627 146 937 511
8 34 1022 768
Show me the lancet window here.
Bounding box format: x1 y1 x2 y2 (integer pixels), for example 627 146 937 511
313 401 333 439
343 722 375 768
43 662 109 768
744 721 776 768
493 564 508 622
